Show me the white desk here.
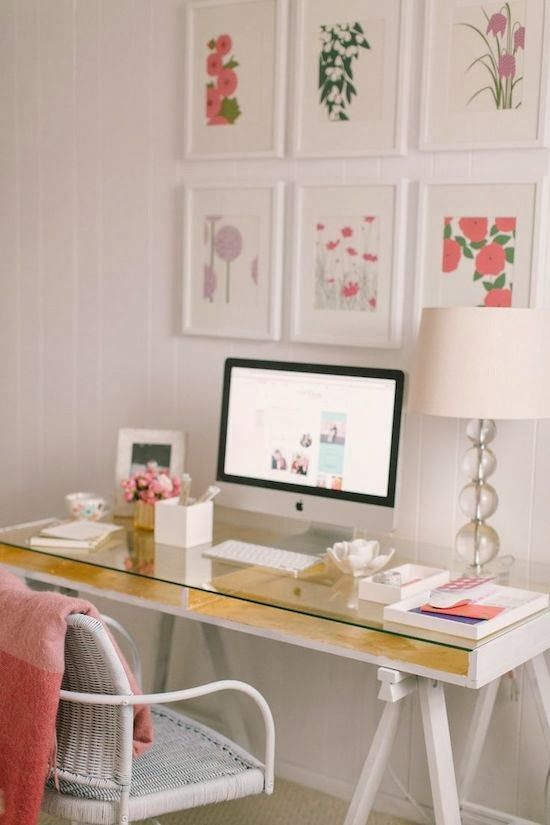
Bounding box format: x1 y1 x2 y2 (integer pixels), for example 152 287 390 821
1 516 550 825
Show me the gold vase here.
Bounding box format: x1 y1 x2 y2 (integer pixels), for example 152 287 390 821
134 501 155 531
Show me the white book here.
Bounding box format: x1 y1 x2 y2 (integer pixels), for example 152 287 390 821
383 585 550 640
28 520 122 551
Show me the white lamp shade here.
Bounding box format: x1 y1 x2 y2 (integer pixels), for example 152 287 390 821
408 307 550 420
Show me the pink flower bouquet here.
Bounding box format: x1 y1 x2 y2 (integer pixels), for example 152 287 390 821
121 468 181 504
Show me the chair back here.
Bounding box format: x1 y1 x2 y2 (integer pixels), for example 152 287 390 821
53 614 134 792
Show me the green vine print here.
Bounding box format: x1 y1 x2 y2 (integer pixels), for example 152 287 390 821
318 23 370 121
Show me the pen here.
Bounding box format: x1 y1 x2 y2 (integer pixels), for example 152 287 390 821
180 473 192 505
196 484 220 503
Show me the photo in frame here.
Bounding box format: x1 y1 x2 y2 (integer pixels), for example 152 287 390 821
115 429 184 516
415 180 546 316
184 0 288 158
420 0 550 149
291 0 410 157
290 182 406 348
182 183 283 340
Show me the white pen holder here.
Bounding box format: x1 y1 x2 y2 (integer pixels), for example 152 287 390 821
155 499 213 548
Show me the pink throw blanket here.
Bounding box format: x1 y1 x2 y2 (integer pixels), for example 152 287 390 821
0 568 153 825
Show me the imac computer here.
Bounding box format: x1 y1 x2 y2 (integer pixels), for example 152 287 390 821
216 359 404 542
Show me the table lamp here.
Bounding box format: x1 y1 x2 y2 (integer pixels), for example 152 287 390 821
408 307 550 572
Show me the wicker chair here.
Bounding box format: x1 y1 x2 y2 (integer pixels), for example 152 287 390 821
41 613 275 825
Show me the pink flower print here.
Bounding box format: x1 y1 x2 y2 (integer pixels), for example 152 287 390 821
484 287 512 307
216 34 232 55
442 238 461 273
487 12 506 37
316 223 325 231
251 255 259 285
203 264 216 302
341 226 353 238
494 217 516 232
207 52 223 76
326 240 340 250
342 281 360 298
363 215 375 223
514 26 525 51
217 68 238 97
499 52 516 79
362 253 378 262
368 297 377 309
215 224 243 303
444 216 452 225
475 242 506 276
346 247 358 256
208 114 229 125
458 217 488 243
206 86 222 119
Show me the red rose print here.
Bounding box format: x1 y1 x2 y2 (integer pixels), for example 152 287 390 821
484 287 512 307
217 68 238 97
342 281 360 298
458 217 488 242
207 52 223 76
442 238 461 272
216 34 232 55
475 242 505 275
206 87 222 119
341 226 353 237
346 247 358 256
326 240 340 251
494 217 516 232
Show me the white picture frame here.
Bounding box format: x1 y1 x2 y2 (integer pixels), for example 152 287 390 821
290 181 406 348
415 179 547 320
115 428 185 516
420 0 550 150
291 0 410 157
182 182 283 340
184 0 288 159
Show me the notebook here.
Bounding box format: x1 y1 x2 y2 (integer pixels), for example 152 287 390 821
28 520 123 551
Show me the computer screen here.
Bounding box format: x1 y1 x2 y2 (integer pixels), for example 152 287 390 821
216 359 404 532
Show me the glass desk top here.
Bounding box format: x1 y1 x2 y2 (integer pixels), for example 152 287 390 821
1 510 549 654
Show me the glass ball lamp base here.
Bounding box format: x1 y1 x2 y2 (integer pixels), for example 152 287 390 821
455 522 500 571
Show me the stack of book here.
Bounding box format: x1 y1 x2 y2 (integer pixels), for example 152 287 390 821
28 520 123 552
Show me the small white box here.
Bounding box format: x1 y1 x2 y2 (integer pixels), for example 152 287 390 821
154 499 213 548
358 564 450 604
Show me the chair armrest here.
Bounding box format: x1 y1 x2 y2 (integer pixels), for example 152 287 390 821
59 679 275 792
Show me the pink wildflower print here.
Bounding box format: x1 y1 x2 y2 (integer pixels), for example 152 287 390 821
499 52 516 79
203 264 216 302
316 223 325 231
207 52 223 76
216 34 232 55
363 215 375 223
251 255 259 285
514 26 525 51
342 281 360 298
326 240 340 250
206 86 222 119
362 253 378 262
368 297 377 309
217 68 238 97
487 12 506 37
341 226 353 237
346 247 358 256
214 224 243 303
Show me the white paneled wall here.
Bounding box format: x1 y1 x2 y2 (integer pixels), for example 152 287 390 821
2 1 550 819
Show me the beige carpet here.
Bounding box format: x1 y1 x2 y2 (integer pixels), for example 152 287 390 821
38 777 415 824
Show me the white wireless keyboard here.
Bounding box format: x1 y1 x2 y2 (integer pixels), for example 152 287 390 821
205 540 321 576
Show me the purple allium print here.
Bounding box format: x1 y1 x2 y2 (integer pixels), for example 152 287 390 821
203 264 217 302
215 224 243 262
251 255 259 285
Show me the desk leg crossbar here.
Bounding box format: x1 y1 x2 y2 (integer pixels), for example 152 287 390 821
344 667 462 825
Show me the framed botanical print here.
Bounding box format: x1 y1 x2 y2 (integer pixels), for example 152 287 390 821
420 0 550 149
182 183 283 340
291 0 410 157
290 182 406 347
184 0 288 158
416 180 546 315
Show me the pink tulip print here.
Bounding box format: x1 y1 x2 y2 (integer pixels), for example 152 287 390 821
205 33 241 125
458 3 525 110
203 215 257 305
441 216 516 307
315 217 379 311
318 23 371 121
